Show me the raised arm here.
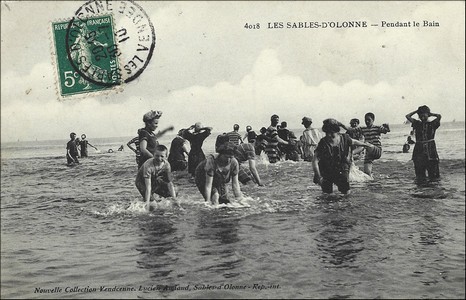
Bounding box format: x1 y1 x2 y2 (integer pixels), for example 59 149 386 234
405 110 417 123
430 112 442 121
155 126 175 138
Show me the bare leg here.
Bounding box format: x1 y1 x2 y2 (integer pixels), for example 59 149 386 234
364 162 373 177
211 191 219 205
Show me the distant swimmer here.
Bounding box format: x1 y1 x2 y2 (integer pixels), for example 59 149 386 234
138 110 174 168
118 145 124 151
184 122 213 177
299 117 321 162
135 145 181 211
195 142 242 205
79 134 98 157
312 119 374 194
66 132 80 166
406 105 441 181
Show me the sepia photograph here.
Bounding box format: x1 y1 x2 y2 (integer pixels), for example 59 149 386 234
1 1 465 298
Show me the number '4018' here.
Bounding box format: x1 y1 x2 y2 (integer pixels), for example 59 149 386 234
244 23 260 29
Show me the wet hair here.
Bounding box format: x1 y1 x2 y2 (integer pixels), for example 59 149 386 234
271 114 279 120
70 132 76 138
281 121 287 128
350 118 360 125
216 141 236 156
233 124 239 130
215 134 230 152
322 118 341 133
417 105 431 115
260 127 267 134
364 112 375 120
246 125 252 131
155 144 168 153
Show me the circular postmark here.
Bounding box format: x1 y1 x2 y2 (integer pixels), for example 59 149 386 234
65 0 156 87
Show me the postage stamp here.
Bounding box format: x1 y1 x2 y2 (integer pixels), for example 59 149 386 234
66 0 156 86
51 14 121 98
50 0 156 99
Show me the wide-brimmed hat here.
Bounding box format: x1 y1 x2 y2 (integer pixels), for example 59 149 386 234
302 117 312 124
142 110 162 122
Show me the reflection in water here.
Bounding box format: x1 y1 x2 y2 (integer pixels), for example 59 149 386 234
314 199 363 268
195 211 244 278
135 216 181 280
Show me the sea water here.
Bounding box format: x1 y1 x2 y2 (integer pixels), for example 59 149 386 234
1 122 464 299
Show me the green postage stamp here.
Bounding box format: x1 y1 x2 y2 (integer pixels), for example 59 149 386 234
51 14 122 98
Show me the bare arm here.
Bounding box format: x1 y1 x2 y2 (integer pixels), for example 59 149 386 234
405 110 417 123
430 112 442 121
248 159 263 186
139 140 153 159
231 174 242 199
276 136 289 145
144 177 152 210
204 174 214 204
351 139 374 148
182 143 189 156
127 144 137 153
155 126 175 138
312 156 322 185
88 142 98 150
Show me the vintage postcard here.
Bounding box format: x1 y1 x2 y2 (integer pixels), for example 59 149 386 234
1 1 464 299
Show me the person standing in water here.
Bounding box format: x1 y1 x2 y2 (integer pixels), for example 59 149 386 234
184 122 213 177
226 124 243 145
265 114 289 163
360 112 390 177
243 125 257 144
137 110 174 168
300 117 321 162
66 132 80 165
168 129 190 171
405 105 441 181
312 119 374 195
79 134 98 158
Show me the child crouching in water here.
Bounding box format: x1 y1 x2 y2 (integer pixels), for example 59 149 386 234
135 145 181 211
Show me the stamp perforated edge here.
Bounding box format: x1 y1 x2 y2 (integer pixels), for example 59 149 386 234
49 14 125 102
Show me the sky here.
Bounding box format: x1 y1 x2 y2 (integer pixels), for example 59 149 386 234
1 1 465 142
